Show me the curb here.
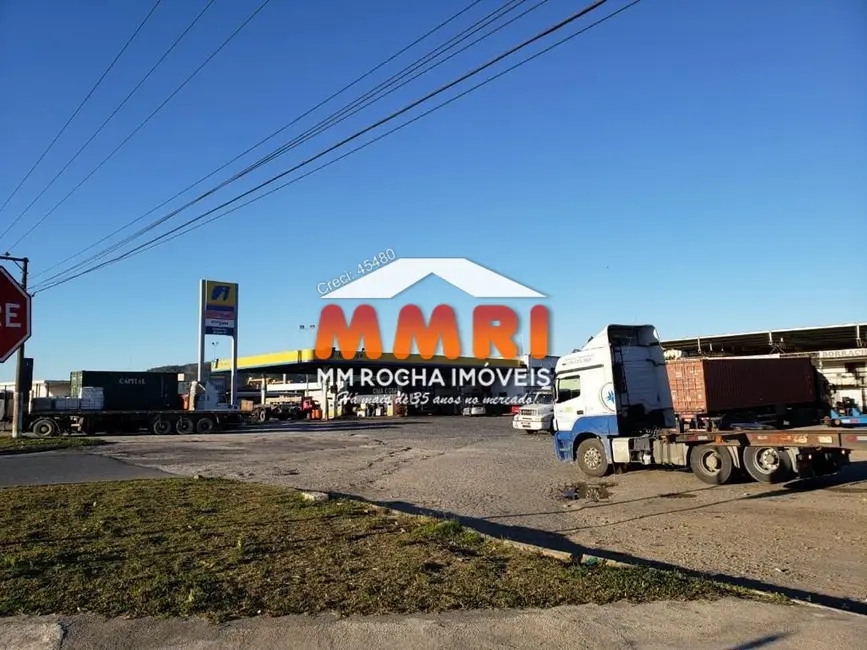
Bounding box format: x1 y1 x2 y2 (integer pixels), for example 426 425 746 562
317 493 867 616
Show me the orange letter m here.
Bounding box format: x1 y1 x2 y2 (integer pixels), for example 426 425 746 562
393 305 461 360
315 305 383 360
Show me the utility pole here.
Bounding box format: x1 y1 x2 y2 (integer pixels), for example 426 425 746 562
1 255 29 438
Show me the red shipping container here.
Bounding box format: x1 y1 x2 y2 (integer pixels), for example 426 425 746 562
666 357 816 417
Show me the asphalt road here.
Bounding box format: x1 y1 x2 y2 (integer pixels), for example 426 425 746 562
88 417 867 612
0 449 172 487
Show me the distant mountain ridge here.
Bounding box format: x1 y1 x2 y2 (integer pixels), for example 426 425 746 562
147 363 199 375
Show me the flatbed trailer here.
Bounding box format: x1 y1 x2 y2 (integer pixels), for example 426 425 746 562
26 408 248 437
558 423 866 486
551 324 867 487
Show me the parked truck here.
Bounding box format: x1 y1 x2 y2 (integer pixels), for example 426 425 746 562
511 388 554 433
552 325 865 485
24 370 247 437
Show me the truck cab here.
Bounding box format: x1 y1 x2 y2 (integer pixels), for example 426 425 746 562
511 388 554 432
553 325 675 476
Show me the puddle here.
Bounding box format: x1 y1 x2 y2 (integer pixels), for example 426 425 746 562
659 492 697 499
562 481 613 502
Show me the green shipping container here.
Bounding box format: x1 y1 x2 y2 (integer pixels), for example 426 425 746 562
69 371 182 411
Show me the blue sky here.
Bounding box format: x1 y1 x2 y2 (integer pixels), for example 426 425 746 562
0 0 864 380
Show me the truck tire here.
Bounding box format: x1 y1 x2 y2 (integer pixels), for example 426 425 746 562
576 438 610 478
742 447 793 484
689 444 735 485
32 418 59 438
151 418 172 435
195 416 215 434
176 417 195 434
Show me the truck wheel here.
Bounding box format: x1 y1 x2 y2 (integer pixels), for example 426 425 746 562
576 438 610 478
195 417 215 434
176 417 195 434
32 418 59 438
743 447 793 484
689 444 734 485
151 418 172 435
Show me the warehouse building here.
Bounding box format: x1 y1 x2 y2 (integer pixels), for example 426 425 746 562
661 323 867 408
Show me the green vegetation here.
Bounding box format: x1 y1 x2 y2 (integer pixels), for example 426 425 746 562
0 478 766 621
0 436 106 455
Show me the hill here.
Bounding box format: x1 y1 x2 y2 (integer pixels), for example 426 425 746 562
147 363 199 376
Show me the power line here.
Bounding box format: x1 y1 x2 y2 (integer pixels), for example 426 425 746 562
36 0 542 284
6 0 273 253
0 0 217 245
32 0 490 281
0 0 164 220
35 0 643 294
33 0 526 281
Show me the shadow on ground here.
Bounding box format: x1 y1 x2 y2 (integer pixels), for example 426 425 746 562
727 634 789 650
334 462 867 616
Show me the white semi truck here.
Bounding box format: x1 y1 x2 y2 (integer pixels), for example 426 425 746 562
552 325 862 485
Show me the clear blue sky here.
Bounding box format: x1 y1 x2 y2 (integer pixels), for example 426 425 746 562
0 0 864 380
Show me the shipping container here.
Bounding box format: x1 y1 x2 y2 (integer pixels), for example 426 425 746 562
666 357 817 418
69 371 182 412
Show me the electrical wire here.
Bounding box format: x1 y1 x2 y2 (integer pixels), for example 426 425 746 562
32 0 491 280
32 0 524 282
0 0 164 220
0 0 217 245
34 0 643 294
36 0 533 284
6 0 273 253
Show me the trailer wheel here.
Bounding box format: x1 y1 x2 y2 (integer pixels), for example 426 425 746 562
175 417 195 434
32 418 59 438
151 418 172 435
576 438 610 478
689 444 734 485
195 417 215 434
742 447 793 484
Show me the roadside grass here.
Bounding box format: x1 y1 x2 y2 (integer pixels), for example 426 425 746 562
0 478 773 621
0 436 106 455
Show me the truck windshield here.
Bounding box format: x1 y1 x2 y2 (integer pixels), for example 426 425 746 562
533 392 553 404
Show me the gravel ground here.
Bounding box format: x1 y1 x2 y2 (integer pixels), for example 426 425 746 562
89 417 867 609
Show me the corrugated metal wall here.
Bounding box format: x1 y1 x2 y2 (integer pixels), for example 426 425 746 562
666 357 816 416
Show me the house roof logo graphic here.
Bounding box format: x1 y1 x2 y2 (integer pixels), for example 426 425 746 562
323 258 545 300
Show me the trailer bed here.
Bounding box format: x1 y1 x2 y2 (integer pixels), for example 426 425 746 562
661 427 867 451
29 409 240 417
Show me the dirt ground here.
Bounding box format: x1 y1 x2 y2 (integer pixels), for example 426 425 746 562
89 417 867 609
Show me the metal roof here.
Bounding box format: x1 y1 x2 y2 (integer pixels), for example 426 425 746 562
661 322 866 355
212 348 524 373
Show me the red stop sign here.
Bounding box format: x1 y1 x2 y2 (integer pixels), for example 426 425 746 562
0 266 31 363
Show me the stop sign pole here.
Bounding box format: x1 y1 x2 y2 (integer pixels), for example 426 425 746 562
0 256 30 438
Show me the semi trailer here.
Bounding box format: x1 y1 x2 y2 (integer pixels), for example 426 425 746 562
22 370 247 437
552 325 866 485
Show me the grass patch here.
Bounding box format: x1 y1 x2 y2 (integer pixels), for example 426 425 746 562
0 436 106 455
0 478 764 621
